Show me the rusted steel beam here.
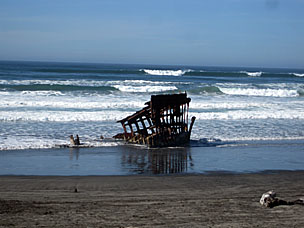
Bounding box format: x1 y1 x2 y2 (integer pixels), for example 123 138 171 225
117 106 150 124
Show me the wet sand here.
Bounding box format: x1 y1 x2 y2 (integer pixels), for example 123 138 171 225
0 171 304 227
2 142 304 176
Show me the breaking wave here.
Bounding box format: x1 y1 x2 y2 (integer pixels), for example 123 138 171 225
113 85 177 93
240 71 263 77
188 84 303 98
291 73 304 77
2 109 303 123
0 98 145 110
219 88 300 97
190 110 304 120
0 110 133 122
141 69 193 76
0 79 179 94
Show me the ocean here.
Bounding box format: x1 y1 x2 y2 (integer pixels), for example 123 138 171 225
0 61 304 175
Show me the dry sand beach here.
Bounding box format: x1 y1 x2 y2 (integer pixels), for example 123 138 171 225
0 171 304 227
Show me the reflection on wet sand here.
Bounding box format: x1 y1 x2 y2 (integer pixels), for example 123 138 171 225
69 148 79 161
121 147 193 174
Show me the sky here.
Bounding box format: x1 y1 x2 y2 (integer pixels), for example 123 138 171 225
0 0 303 68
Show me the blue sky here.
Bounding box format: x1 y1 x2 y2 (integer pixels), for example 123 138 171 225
0 0 303 68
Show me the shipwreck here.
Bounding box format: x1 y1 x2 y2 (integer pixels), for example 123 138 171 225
117 93 196 147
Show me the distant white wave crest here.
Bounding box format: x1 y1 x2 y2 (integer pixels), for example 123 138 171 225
220 88 299 97
291 73 304 77
0 79 178 87
141 69 192 76
0 79 184 92
240 71 263 77
21 91 64 96
113 85 177 93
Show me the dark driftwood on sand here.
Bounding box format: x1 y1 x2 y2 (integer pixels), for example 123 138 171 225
260 190 304 208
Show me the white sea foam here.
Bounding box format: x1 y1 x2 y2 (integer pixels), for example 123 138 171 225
0 79 117 88
0 136 122 150
0 136 66 150
190 101 269 110
141 69 192 76
189 110 304 120
0 99 145 109
0 91 10 95
0 79 185 91
219 88 299 97
120 80 173 85
0 90 149 109
0 79 112 87
113 85 177 93
1 108 303 123
190 133 304 142
21 91 65 96
118 80 192 85
0 110 134 122
0 79 175 86
241 71 263 77
0 79 87 86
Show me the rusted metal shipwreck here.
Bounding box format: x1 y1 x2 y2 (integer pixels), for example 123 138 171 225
117 93 196 147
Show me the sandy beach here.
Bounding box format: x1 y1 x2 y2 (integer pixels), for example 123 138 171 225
1 1 304 227
0 171 303 227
